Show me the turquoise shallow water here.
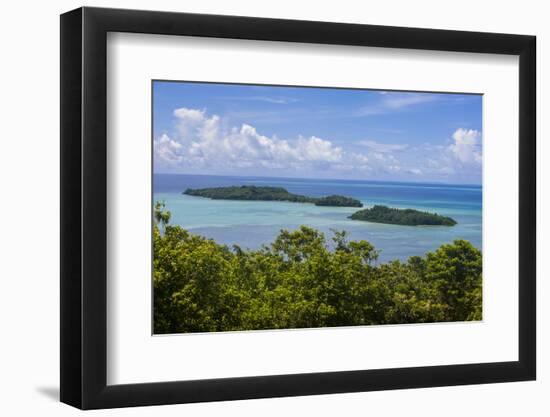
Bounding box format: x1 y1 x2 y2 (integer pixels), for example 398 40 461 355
154 174 482 262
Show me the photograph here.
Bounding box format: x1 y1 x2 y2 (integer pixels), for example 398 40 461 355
152 81 483 334
51 3 539 412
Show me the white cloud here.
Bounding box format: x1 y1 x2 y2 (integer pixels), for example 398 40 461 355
360 151 402 175
155 107 345 173
153 134 184 166
357 92 438 116
383 93 437 109
295 136 343 162
399 128 482 183
448 128 482 164
359 139 408 153
154 108 481 183
221 96 299 104
173 107 205 121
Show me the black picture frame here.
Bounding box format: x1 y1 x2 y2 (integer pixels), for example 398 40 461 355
60 6 536 410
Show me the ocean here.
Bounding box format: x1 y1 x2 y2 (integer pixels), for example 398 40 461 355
153 173 482 263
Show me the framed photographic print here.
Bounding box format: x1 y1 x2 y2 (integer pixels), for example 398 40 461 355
60 7 536 409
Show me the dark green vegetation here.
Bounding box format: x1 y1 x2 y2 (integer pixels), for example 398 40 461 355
184 185 315 203
315 195 363 207
183 185 363 207
349 205 457 226
153 204 480 334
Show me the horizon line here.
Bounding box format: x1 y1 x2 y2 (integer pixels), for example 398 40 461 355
153 171 482 188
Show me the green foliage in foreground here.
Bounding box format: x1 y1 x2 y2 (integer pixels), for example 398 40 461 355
183 185 362 207
349 205 457 226
153 209 481 334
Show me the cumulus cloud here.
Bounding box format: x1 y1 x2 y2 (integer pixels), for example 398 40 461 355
173 107 205 121
405 128 482 183
448 128 482 164
154 107 481 183
362 151 401 174
154 107 345 174
153 134 184 166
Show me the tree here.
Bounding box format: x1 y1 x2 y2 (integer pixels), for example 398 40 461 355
153 201 171 233
424 240 482 321
152 202 482 333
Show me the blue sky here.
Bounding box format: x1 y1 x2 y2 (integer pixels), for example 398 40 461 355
153 81 482 184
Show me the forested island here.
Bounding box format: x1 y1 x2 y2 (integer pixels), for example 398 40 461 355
183 185 363 207
315 195 363 207
349 205 457 226
153 202 481 334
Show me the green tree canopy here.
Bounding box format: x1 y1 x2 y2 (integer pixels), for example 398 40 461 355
153 204 481 334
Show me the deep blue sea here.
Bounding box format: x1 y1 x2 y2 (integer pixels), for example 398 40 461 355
154 174 482 262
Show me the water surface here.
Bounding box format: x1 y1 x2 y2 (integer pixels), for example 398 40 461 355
154 174 482 262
